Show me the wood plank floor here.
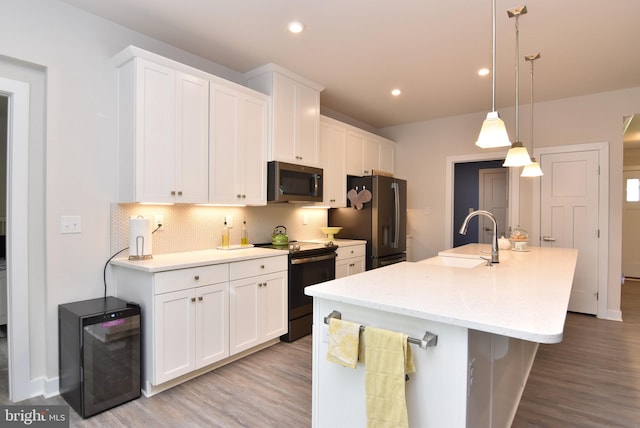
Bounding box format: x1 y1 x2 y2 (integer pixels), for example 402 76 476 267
3 282 640 427
512 280 640 428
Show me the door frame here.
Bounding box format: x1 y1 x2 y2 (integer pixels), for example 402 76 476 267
1 76 32 401
445 150 517 249
532 142 610 319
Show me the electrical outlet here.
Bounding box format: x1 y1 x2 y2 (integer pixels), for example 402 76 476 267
225 215 233 228
154 214 164 230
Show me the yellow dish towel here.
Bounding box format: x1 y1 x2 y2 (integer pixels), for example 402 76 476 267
364 326 416 428
326 318 362 368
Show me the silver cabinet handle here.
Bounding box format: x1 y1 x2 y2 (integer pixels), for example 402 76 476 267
542 236 556 242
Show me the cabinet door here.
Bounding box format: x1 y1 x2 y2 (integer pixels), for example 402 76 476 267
136 59 176 203
175 72 209 203
229 277 260 355
154 289 196 384
296 83 320 166
363 137 380 175
195 283 229 368
378 138 395 174
346 131 365 176
272 74 297 163
260 272 287 340
209 84 241 204
347 257 366 276
335 259 350 279
320 119 347 207
240 95 268 205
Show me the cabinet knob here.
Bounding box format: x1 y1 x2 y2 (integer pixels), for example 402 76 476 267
194 275 200 280
349 263 355 267
191 297 196 302
178 191 183 196
171 191 176 196
242 194 246 198
260 265 265 269
237 194 242 198
350 250 354 254
198 296 203 301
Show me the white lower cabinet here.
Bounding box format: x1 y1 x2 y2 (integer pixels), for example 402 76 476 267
154 282 229 385
335 244 366 278
113 254 287 395
229 256 288 355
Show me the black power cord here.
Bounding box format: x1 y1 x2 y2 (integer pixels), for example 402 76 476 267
103 224 161 299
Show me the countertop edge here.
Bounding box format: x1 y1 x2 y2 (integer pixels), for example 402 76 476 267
110 248 287 272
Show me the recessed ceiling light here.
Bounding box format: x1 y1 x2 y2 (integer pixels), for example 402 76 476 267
288 21 305 33
391 88 402 96
478 68 490 76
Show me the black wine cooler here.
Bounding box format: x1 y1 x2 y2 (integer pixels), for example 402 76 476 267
58 297 141 418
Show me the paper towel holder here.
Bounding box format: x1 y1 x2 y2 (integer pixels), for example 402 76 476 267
128 235 153 261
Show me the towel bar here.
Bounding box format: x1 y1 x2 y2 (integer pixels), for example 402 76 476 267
324 310 438 349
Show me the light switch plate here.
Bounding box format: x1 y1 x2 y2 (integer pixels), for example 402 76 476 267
60 215 81 234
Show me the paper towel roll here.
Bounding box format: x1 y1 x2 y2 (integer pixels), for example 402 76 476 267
129 217 153 259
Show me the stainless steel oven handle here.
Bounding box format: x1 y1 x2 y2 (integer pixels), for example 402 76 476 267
290 253 337 265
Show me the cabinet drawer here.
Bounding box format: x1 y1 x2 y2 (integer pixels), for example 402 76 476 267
230 255 288 280
336 245 366 260
154 264 228 295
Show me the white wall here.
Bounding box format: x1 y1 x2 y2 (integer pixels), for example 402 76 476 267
0 0 279 396
383 87 640 320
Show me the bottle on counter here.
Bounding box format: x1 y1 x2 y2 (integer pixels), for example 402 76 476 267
241 218 249 246
221 219 230 248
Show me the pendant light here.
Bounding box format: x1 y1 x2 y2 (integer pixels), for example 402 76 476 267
521 53 544 177
475 0 511 149
503 6 532 167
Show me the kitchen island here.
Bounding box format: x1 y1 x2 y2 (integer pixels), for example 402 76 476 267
305 243 578 428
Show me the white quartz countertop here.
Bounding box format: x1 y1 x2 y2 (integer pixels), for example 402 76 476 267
310 238 367 247
305 244 578 344
110 247 286 273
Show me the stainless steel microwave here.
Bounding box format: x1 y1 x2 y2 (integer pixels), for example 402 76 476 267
267 161 323 202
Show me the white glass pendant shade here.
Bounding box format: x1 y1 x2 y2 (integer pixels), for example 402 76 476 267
521 158 543 177
503 141 531 167
475 111 511 148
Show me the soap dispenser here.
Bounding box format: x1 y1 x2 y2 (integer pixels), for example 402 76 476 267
241 218 249 246
221 218 230 248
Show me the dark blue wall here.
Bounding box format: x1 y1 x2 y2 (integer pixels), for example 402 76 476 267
453 160 504 247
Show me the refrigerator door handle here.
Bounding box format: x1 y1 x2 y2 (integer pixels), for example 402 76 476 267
392 182 400 248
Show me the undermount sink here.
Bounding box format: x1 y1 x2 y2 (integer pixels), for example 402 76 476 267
419 256 486 269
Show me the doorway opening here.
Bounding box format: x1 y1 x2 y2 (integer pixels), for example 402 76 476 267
453 160 505 247
445 150 517 250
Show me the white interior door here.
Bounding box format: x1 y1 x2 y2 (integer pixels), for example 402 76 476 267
478 168 508 244
622 168 640 278
540 150 599 314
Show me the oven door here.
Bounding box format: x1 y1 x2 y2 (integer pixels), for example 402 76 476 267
285 252 336 341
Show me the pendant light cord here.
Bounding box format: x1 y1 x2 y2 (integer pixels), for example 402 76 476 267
491 0 497 111
514 15 520 142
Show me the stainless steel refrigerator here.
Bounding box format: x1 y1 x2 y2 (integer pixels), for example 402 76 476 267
329 175 407 270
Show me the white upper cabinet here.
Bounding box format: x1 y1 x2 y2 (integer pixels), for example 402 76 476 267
117 54 209 203
245 64 324 167
320 116 347 207
209 82 268 205
346 127 395 176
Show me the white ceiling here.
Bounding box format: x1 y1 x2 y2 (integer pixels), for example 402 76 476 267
61 0 640 136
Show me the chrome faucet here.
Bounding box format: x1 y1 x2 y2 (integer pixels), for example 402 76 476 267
459 210 499 264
